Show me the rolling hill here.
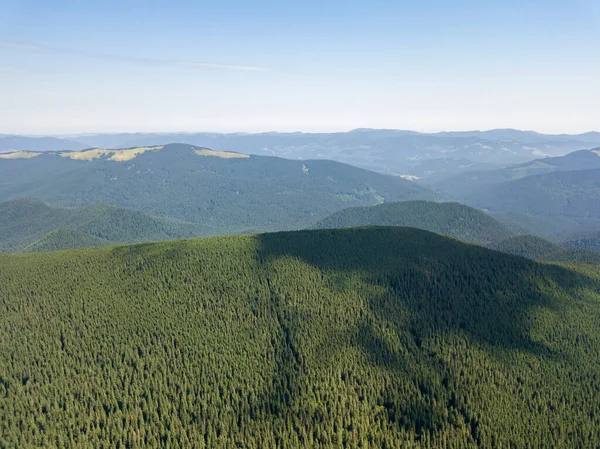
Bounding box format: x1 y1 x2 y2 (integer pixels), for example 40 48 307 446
433 149 600 200
2 227 600 447
491 235 600 263
406 157 499 183
312 201 514 245
0 144 435 234
490 211 600 241
470 168 600 218
563 231 600 252
0 198 210 253
24 229 114 252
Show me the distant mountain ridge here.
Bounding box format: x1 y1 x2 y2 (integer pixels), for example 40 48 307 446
5 129 599 176
433 149 600 199
0 135 87 153
471 168 600 218
0 144 435 235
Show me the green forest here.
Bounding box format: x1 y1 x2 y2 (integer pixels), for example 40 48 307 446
563 231 600 252
0 145 434 234
491 235 600 263
2 227 600 448
0 198 211 253
312 201 513 245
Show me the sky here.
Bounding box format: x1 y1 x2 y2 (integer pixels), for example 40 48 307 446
0 0 598 135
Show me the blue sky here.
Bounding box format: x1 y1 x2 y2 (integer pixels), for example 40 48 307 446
0 0 598 134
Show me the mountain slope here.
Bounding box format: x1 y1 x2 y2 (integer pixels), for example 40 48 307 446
0 144 435 234
471 168 600 218
312 201 514 244
563 231 600 252
24 229 114 252
491 211 600 241
491 235 600 263
407 157 499 183
2 227 600 447
433 149 600 200
0 198 210 253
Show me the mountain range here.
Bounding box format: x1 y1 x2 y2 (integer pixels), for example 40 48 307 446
0 144 435 235
5 129 600 177
3 141 600 254
2 227 600 447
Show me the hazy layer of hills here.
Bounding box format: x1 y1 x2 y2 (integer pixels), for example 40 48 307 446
472 168 600 218
0 135 86 153
6 129 600 176
491 235 600 263
429 150 600 237
0 198 208 253
0 144 434 235
2 227 600 447
3 194 599 259
491 212 600 242
312 201 513 245
433 149 600 198
2 141 600 255
563 231 600 252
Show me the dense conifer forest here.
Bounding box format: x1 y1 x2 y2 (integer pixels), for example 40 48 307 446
0 198 211 253
563 231 600 252
2 227 600 448
311 201 513 245
491 235 600 263
0 145 435 234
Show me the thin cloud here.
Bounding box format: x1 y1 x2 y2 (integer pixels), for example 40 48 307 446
0 39 271 72
177 61 271 72
0 66 27 73
0 40 48 51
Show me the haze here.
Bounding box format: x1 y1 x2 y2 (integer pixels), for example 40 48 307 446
1 0 599 135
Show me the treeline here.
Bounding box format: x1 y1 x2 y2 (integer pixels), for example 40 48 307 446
1 227 600 447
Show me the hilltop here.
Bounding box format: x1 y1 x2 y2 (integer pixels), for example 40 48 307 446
2 227 600 447
312 201 514 245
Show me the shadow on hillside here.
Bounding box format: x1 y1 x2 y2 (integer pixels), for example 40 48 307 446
252 227 599 437
256 227 596 357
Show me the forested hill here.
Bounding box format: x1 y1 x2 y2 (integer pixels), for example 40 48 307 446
563 231 600 252
469 168 600 218
2 227 600 447
0 144 435 234
432 149 600 201
0 198 210 253
311 201 514 244
491 235 600 263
